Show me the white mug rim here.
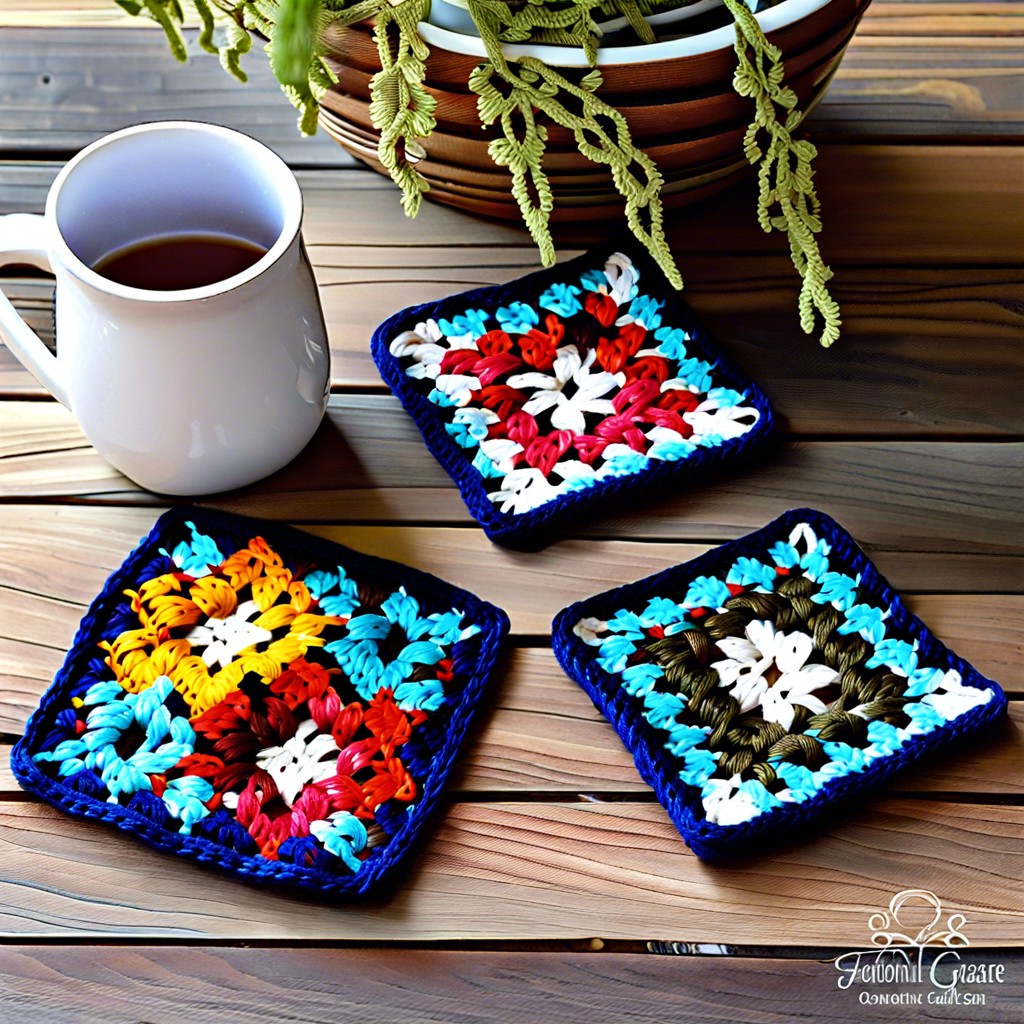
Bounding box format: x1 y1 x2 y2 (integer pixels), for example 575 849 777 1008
44 120 304 304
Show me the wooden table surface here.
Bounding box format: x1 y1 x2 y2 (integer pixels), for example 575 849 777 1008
1 2 1022 1022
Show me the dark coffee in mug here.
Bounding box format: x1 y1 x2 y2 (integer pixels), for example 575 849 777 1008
93 234 267 291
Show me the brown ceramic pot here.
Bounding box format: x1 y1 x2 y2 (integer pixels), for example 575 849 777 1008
317 0 871 222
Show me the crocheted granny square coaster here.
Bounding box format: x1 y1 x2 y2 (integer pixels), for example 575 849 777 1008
551 508 1007 860
12 508 509 897
371 244 774 546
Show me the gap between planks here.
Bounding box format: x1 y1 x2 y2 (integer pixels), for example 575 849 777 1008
2 647 1020 797
2 266 1022 437
0 946 1022 1024
0 406 1021 561
0 796 1020 944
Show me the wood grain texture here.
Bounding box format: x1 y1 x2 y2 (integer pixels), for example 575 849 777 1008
0 673 1019 798
2 156 1022 435
1 403 1021 558
3 266 1021 437
1 9 1021 151
5 149 1022 260
857 4 1023 36
3 0 1018 19
1 561 1021 785
1 946 1022 1024
0 494 1022 607
0 27 347 167
0 0 1020 972
456 649 1024 792
0 798 1020 943
2 501 1021 636
809 37 1024 140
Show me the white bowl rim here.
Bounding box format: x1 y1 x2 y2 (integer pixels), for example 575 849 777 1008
427 0 728 36
417 0 835 67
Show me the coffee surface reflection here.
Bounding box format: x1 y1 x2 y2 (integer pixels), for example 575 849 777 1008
93 234 267 291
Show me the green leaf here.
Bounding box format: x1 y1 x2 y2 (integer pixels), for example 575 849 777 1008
271 0 322 87
141 0 188 62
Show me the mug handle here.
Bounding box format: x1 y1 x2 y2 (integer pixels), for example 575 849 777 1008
0 213 70 408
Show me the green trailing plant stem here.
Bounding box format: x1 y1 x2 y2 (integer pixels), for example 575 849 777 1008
462 0 604 60
608 0 658 43
116 0 187 60
466 0 681 289
723 0 840 346
469 62 557 265
368 0 436 217
119 0 843 345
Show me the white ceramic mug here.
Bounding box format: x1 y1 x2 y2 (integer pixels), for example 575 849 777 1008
0 121 330 495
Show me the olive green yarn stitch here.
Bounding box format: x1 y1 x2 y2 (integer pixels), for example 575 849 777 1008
113 0 186 61
641 575 911 778
467 0 606 60
469 62 558 265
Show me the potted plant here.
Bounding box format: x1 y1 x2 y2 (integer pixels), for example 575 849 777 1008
115 0 870 345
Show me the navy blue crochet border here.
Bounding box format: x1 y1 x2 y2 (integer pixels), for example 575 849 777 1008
551 507 1008 861
371 241 776 549
11 506 510 899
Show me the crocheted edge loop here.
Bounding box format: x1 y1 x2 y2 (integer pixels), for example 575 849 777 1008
551 507 1009 861
371 241 775 549
11 505 510 897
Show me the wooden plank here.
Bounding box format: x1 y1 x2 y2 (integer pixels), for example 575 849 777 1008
0 947 1022 1024
3 148 1023 263
809 38 1024 140
1 580 1019 757
230 150 1024 265
0 27 348 167
2 651 1021 797
3 499 1021 626
857 4 1024 36
1 16 1022 149
0 501 1020 607
6 0 1021 22
0 798 1019 943
0 1 145 26
4 1 1021 39
239 691 1024 797
0 637 60 737
2 502 1020 656
309 259 1024 438
8 149 1024 284
4 0 1019 16
0 750 14 792
6 264 1021 438
0 403 1021 555
0 0 1018 971
3 155 1022 433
